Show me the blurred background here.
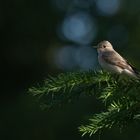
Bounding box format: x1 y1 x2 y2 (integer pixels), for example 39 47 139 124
1 0 140 139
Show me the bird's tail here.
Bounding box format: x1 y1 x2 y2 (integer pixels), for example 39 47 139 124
131 65 140 80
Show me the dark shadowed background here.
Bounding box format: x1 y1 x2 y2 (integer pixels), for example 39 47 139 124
1 0 140 139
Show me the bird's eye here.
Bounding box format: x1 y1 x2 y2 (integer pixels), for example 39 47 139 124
103 45 106 48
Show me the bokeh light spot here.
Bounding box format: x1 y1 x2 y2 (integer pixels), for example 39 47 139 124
54 45 98 71
75 46 98 70
54 46 78 70
60 12 97 45
96 0 121 16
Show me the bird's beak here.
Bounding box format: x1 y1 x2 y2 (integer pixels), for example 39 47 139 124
93 46 97 48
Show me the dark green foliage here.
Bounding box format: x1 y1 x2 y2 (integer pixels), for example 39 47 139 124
29 71 111 109
29 71 140 136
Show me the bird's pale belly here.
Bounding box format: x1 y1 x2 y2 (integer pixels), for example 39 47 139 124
98 55 123 74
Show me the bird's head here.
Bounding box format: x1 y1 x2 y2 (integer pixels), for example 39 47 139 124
93 40 114 53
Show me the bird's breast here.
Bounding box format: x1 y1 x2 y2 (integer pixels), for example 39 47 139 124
98 54 123 74
98 54 105 66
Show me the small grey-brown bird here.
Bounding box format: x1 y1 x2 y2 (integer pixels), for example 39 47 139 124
93 40 140 79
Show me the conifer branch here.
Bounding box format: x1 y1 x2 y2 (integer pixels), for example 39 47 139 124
29 71 111 108
28 70 140 136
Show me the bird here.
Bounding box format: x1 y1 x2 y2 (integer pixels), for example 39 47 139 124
93 40 140 79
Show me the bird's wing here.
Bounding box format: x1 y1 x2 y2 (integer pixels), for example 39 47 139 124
102 51 135 73
125 60 140 75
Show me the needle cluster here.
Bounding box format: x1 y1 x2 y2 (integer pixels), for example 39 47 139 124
29 71 140 136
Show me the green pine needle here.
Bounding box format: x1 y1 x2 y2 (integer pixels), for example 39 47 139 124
28 70 140 136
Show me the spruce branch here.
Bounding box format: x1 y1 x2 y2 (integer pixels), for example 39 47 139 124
28 70 140 136
29 71 111 108
79 78 140 136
